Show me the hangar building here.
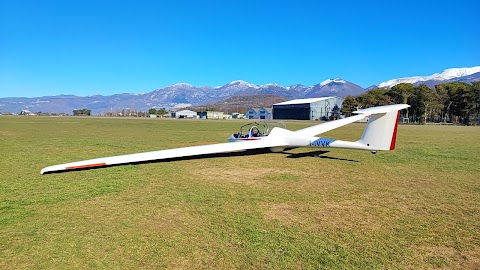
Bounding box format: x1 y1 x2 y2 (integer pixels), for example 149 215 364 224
172 110 198 118
197 111 224 119
273 97 344 120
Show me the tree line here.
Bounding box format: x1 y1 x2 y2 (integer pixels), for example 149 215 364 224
102 109 150 117
147 108 168 115
341 81 480 124
73 108 153 117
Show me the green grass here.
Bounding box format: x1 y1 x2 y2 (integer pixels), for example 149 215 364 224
1 116 479 269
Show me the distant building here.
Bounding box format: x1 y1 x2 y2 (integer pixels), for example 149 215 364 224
20 110 37 116
273 97 343 120
232 113 245 119
245 107 273 119
197 111 224 119
171 110 198 118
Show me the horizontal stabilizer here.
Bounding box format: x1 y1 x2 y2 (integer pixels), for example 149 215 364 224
295 104 409 137
353 104 410 115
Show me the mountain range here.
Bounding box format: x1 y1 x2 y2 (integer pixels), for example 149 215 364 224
1 66 479 114
0 79 365 114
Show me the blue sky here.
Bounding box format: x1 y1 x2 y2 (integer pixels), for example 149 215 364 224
1 0 479 98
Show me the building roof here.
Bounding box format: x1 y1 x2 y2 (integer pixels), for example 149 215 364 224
274 97 337 106
263 108 273 113
176 109 197 115
247 107 272 113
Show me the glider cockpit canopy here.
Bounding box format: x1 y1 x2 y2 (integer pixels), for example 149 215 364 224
234 121 286 138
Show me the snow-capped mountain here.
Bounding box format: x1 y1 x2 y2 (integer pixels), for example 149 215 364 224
255 84 295 98
320 78 347 87
377 66 480 88
306 78 365 98
287 84 311 93
218 80 259 90
145 83 213 105
447 72 480 84
213 80 260 99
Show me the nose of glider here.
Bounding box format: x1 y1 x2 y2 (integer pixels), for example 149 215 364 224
228 134 237 142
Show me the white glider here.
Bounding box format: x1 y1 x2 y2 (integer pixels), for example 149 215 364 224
41 104 409 174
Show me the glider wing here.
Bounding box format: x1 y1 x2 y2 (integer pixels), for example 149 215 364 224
41 137 287 174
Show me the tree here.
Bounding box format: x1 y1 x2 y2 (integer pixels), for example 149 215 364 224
341 96 358 116
410 84 438 123
73 108 91 116
331 104 340 119
387 83 415 104
148 108 157 115
156 108 167 115
436 82 472 123
471 81 480 124
356 89 393 108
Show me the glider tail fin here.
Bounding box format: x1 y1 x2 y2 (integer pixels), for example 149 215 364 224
355 104 410 151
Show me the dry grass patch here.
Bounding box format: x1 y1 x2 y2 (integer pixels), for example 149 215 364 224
411 246 480 269
263 203 306 226
263 199 387 232
0 130 16 136
191 167 277 186
312 200 386 231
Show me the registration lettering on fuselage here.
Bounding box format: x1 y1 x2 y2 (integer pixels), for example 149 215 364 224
309 138 334 147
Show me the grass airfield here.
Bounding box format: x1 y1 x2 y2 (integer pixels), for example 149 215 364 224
1 116 479 269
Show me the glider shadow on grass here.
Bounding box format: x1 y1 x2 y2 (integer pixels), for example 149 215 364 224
286 150 359 162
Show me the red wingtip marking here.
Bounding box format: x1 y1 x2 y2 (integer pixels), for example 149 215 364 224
66 163 107 170
389 111 401 150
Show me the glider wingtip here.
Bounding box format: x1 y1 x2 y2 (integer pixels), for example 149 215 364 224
41 166 63 175
40 167 52 175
